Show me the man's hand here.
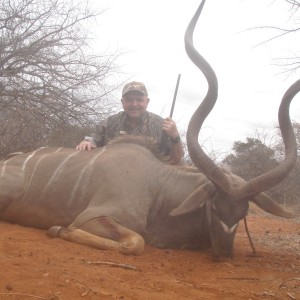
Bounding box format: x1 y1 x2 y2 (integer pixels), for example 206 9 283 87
76 141 96 151
162 117 180 140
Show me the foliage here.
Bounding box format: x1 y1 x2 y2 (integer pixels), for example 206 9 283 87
222 137 278 181
0 0 120 157
223 124 300 205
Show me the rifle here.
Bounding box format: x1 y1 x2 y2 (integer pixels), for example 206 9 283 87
170 74 181 118
159 74 181 153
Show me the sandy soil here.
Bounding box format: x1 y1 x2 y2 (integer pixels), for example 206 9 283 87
0 208 299 300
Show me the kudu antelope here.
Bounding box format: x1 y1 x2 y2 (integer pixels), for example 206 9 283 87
0 0 298 259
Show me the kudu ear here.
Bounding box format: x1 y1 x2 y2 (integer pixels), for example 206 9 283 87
252 192 293 219
169 182 215 216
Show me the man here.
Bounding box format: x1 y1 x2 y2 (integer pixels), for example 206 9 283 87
76 81 184 164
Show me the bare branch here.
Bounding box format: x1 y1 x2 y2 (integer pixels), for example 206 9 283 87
0 0 122 157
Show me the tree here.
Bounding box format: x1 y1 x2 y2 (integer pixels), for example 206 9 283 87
271 122 300 205
274 122 300 160
284 0 300 10
223 124 300 205
256 0 300 73
0 0 120 157
222 137 278 181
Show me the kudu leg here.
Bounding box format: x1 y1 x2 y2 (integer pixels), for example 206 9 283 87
47 217 145 255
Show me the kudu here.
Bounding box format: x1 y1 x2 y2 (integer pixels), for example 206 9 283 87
0 0 298 259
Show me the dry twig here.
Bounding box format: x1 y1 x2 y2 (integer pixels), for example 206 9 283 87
279 277 300 289
83 260 137 270
218 277 260 281
0 293 58 299
244 217 257 255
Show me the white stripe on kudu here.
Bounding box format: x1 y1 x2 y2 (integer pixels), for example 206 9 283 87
220 220 238 234
1 147 48 182
0 160 8 181
23 147 64 196
42 150 80 195
68 147 106 206
21 147 48 173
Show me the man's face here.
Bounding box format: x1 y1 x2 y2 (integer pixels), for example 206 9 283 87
121 91 149 119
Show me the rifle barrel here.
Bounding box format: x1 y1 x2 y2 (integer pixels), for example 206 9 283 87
170 74 181 118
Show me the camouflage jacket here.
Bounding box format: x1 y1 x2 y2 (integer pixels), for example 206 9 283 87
88 111 170 153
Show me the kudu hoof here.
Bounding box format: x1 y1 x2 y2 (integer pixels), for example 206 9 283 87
47 226 63 237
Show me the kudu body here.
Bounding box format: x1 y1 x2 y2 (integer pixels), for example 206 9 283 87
0 0 298 258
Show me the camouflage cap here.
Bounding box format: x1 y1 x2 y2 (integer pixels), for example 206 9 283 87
122 81 148 96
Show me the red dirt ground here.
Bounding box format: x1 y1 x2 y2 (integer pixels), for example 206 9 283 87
0 207 299 300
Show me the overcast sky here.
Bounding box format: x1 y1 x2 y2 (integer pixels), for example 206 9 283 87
90 0 300 156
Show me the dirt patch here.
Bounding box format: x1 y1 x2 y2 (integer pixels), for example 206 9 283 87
0 209 299 300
